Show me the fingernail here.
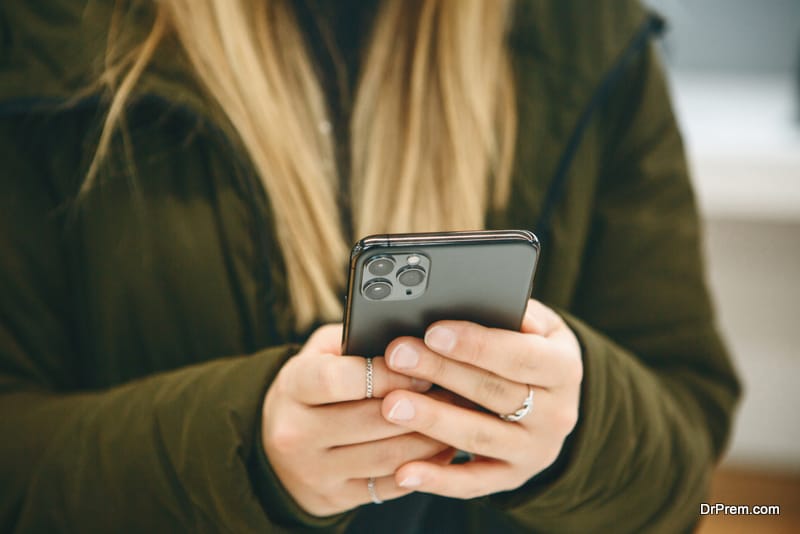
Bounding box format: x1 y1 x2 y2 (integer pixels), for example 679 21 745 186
389 344 419 369
387 398 415 421
398 475 422 488
425 326 456 354
411 378 433 392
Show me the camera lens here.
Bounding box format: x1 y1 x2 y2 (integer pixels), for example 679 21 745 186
363 279 392 300
397 266 426 287
367 256 395 277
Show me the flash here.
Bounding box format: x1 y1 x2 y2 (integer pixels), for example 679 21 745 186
407 255 421 265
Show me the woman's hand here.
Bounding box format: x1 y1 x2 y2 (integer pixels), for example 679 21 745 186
381 299 583 498
261 324 454 517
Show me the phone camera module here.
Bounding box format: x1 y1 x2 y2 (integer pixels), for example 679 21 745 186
366 255 395 277
363 278 393 300
397 266 426 287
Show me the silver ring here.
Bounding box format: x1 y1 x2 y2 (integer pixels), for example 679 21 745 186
499 385 534 422
367 477 382 504
365 357 374 399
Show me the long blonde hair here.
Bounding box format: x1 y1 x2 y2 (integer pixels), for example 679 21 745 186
89 0 517 331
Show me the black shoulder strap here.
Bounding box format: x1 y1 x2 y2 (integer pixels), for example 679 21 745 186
534 13 666 245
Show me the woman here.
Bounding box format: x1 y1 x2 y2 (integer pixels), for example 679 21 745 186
0 0 739 532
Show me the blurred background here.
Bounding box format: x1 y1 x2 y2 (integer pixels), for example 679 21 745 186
644 0 799 531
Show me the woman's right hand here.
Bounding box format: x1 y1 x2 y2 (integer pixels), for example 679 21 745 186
261 324 454 517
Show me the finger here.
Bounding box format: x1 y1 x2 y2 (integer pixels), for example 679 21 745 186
340 475 413 507
381 391 526 460
331 433 450 479
288 354 433 405
427 446 459 466
311 400 415 447
304 323 345 355
425 388 481 411
337 448 456 508
386 337 533 415
520 299 563 337
422 320 568 387
394 458 521 499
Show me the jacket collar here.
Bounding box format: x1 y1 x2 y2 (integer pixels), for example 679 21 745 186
0 0 208 119
2 1 654 112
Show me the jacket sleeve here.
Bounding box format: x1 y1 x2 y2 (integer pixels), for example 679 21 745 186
0 116 348 533
490 43 741 532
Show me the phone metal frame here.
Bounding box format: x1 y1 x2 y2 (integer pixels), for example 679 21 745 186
342 229 539 352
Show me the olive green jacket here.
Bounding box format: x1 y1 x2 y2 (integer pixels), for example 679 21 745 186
0 1 739 532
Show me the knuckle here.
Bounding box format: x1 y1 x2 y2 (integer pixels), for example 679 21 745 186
476 373 507 405
429 352 449 382
554 405 579 434
266 421 303 455
513 350 536 378
468 329 489 364
465 428 494 454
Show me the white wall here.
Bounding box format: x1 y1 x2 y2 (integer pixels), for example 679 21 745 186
704 219 800 472
643 0 800 472
669 72 800 473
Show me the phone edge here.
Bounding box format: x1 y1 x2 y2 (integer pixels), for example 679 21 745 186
341 229 540 354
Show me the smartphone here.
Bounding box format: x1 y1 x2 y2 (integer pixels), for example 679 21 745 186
342 230 540 357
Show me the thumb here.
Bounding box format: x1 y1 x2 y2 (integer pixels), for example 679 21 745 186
520 299 561 337
305 323 344 355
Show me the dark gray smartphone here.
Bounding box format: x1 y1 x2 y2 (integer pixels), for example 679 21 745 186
342 229 540 357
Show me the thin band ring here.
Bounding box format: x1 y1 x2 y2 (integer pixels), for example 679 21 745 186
367 477 382 504
365 357 374 399
499 385 534 422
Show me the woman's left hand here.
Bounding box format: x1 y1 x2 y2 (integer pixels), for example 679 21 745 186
381 299 583 498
